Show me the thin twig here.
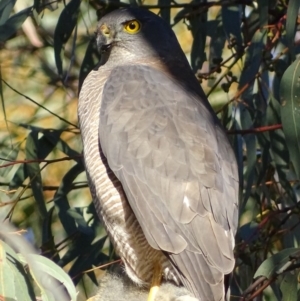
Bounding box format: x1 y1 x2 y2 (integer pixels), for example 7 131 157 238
227 124 282 135
1 79 77 128
0 155 82 169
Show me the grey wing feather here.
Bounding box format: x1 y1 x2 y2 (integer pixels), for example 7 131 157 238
99 64 239 300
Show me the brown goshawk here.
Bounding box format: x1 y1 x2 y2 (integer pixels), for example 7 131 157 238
78 8 239 301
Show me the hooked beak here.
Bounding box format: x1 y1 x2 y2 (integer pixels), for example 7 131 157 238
97 24 114 53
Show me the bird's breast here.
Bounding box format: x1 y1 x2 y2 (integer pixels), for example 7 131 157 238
78 69 180 286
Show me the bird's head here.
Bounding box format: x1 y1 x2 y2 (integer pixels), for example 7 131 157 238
95 8 185 66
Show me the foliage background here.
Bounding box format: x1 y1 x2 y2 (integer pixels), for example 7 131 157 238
1 0 300 300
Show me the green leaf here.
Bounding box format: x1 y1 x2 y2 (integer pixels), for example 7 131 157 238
0 144 19 178
37 130 61 158
240 106 257 209
25 131 47 219
128 0 138 6
189 8 207 72
57 202 103 269
158 0 170 24
221 5 242 50
9 164 28 189
9 129 62 189
258 0 268 28
68 236 108 285
28 254 77 301
78 37 101 93
207 14 226 87
0 241 16 300
57 230 96 269
0 6 32 42
54 0 80 76
67 207 93 235
0 0 16 25
254 248 300 279
285 0 300 61
238 221 259 243
270 281 282 301
53 162 84 236
33 0 58 13
174 1 207 71
239 30 266 91
266 94 296 203
280 272 298 301
0 240 36 301
54 139 80 159
280 58 300 179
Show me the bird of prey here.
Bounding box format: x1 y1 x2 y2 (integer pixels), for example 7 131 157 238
78 7 239 301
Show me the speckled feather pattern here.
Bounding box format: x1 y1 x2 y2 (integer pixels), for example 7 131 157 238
78 8 238 301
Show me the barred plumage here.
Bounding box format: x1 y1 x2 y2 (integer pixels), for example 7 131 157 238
78 69 180 286
78 8 238 301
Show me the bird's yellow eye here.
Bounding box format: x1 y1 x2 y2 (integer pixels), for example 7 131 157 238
124 20 141 34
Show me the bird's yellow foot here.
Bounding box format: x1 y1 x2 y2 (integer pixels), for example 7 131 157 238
147 262 162 301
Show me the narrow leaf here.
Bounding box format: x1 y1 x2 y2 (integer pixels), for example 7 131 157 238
37 130 61 159
158 0 170 24
54 0 80 76
254 248 300 279
25 131 47 219
1 241 36 301
267 95 297 203
221 5 242 50
207 14 226 87
0 241 16 299
78 37 101 93
54 163 85 236
258 0 268 28
280 58 300 178
68 237 108 285
280 272 298 301
239 30 266 90
240 106 257 207
0 7 32 42
286 0 300 61
0 0 16 25
28 254 77 301
189 9 207 72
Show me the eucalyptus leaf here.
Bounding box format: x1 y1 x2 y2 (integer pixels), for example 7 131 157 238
0 240 36 301
0 241 16 300
221 5 242 50
189 9 207 72
79 37 101 92
280 58 300 179
158 0 170 24
285 0 300 61
0 0 16 26
54 0 80 76
267 95 296 203
68 236 108 285
25 131 47 219
53 163 85 236
0 6 32 42
280 272 298 301
254 248 300 279
28 254 77 301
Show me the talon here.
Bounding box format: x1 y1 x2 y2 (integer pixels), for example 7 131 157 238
147 262 162 301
